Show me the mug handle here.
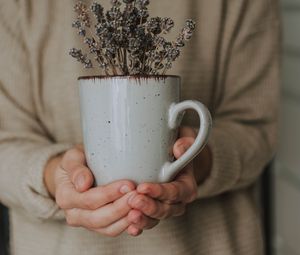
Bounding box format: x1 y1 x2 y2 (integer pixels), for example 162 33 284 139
159 100 212 183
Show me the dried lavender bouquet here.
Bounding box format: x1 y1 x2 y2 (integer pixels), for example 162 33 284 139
70 0 196 76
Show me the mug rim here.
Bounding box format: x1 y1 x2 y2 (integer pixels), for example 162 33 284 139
78 75 180 80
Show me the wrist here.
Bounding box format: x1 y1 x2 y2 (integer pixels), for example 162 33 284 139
43 155 63 198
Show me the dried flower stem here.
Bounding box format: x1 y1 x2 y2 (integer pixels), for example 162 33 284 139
70 1 196 75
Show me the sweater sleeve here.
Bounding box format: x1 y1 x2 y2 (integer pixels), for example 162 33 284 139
197 0 281 198
0 2 72 220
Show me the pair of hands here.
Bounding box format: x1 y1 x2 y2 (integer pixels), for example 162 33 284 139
45 127 201 237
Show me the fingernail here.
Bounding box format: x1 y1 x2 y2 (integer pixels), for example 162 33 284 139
128 193 137 204
137 185 150 194
138 187 149 194
120 185 131 194
75 174 85 189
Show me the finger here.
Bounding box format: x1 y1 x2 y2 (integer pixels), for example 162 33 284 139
65 191 136 229
137 181 188 204
179 126 197 138
138 164 197 203
128 194 186 220
173 137 195 159
70 164 94 192
61 148 87 169
56 180 135 210
138 182 180 203
60 148 93 192
127 225 143 237
127 210 159 230
92 216 131 237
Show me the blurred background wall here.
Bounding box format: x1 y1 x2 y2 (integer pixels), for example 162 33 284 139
272 0 300 254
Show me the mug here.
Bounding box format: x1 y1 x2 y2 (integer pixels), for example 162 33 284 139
78 76 212 185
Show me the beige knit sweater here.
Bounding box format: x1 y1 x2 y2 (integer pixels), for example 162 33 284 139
0 0 280 254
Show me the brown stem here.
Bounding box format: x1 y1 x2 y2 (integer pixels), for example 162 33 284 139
123 49 128 75
141 48 147 74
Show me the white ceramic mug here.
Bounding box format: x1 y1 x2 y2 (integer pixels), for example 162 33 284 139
78 76 212 185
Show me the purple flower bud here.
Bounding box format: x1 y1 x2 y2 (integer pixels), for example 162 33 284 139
186 19 196 30
167 48 180 61
72 20 81 28
161 18 174 33
146 17 162 35
84 59 93 68
70 1 195 75
137 0 150 7
91 2 104 22
78 28 86 36
111 0 121 7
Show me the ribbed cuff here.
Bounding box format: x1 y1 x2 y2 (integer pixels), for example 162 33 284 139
20 143 72 221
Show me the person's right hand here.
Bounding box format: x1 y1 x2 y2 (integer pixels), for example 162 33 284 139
44 145 140 237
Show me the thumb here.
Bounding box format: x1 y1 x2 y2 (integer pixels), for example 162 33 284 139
173 137 195 159
71 165 95 192
61 148 94 192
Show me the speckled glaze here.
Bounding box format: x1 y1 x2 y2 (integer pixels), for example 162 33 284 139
78 76 212 185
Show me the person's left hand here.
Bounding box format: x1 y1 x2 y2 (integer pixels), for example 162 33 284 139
126 126 200 236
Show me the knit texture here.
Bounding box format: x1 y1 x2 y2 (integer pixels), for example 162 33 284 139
0 0 280 254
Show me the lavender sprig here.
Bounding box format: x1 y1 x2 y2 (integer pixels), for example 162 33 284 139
69 1 196 75
69 48 93 68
